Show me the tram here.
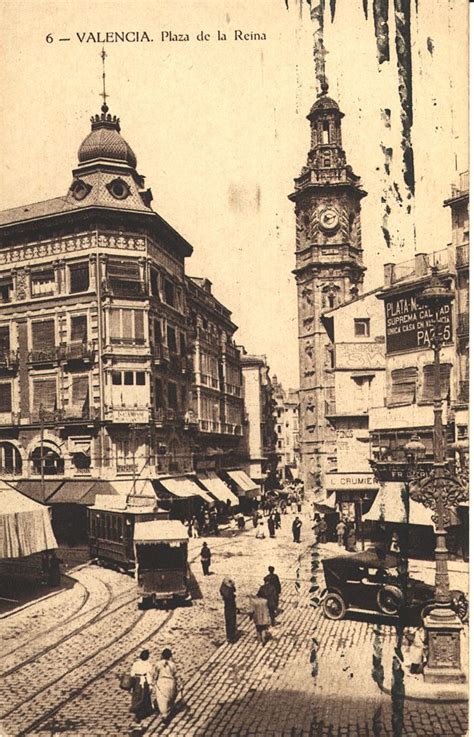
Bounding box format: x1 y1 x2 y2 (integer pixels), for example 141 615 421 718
87 494 168 572
134 519 190 607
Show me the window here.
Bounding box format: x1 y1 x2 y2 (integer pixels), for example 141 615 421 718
0 326 10 351
150 269 160 298
0 280 13 304
168 382 178 409
107 259 142 296
69 262 89 293
180 332 186 356
322 120 330 144
390 367 417 405
110 309 145 345
32 320 55 351
0 443 21 474
0 382 12 413
111 370 146 386
167 325 177 353
31 269 55 297
155 379 163 408
153 320 162 345
124 371 134 386
32 378 57 413
112 371 122 385
136 372 145 386
354 318 370 337
163 278 175 307
70 375 89 416
71 315 87 342
421 363 451 402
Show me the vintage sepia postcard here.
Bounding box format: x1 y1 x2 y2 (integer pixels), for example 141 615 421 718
0 1 469 736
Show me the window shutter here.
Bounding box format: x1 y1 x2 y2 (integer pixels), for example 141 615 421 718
71 376 89 416
122 310 133 339
110 309 120 340
33 379 56 412
422 364 451 401
32 320 55 350
390 367 417 404
0 383 12 412
134 311 144 342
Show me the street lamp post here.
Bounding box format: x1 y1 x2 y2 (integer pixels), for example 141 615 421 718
409 267 466 683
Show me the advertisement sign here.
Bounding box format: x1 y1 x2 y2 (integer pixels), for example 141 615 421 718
111 408 149 423
370 462 433 483
325 473 379 491
385 292 452 354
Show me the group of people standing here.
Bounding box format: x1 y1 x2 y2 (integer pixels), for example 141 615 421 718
252 509 281 538
218 567 282 647
186 507 219 538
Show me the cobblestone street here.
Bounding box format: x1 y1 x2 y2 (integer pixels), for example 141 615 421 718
0 514 468 737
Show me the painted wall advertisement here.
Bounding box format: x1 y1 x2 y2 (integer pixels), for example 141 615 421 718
385 291 452 354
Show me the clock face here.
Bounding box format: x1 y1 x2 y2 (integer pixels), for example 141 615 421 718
319 207 340 232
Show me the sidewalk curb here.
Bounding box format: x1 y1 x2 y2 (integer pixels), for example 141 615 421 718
378 679 469 703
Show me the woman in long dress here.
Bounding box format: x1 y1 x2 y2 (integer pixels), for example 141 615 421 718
219 577 237 643
129 649 153 726
153 648 181 725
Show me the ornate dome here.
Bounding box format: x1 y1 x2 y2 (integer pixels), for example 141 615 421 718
307 81 342 119
78 105 137 168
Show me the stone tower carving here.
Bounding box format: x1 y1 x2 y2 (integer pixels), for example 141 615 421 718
289 82 367 491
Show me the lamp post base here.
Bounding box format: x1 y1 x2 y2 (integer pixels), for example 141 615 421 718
423 607 466 684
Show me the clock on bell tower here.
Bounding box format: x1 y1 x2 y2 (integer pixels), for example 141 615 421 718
290 81 368 491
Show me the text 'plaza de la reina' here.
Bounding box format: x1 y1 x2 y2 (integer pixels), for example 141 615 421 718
0 100 280 542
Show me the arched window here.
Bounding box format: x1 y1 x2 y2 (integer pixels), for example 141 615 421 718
0 442 22 474
31 446 64 476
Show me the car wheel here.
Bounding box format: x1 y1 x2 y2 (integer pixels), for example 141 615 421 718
377 585 403 615
322 592 347 620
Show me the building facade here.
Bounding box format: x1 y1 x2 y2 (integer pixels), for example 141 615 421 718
0 100 247 513
239 352 277 485
271 377 300 480
290 82 367 494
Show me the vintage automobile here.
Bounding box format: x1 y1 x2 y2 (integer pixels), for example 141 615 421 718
134 519 190 608
320 548 468 623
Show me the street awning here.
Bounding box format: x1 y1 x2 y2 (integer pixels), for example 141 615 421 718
363 484 434 527
47 480 97 505
108 479 157 500
197 472 239 506
13 480 64 504
314 490 337 513
225 470 260 497
134 520 188 544
0 482 57 558
158 476 214 505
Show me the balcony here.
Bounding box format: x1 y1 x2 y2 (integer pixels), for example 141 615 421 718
199 374 220 390
60 342 94 363
0 411 20 426
458 312 469 336
61 406 100 422
103 279 146 298
221 422 243 436
0 349 19 372
224 383 242 397
153 407 178 424
456 244 469 269
28 347 60 366
169 353 189 374
151 343 170 365
199 419 220 433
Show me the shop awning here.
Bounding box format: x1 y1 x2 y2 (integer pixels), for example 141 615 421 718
108 479 156 500
225 470 260 497
0 482 57 558
363 484 434 527
197 472 239 506
13 480 64 504
134 520 188 544
47 480 97 505
158 476 214 505
314 490 337 513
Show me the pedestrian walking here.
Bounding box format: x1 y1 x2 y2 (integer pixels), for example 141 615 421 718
191 516 199 538
250 591 272 646
267 513 276 539
252 510 259 528
292 516 302 543
219 577 237 643
346 524 357 552
256 521 266 539
200 542 211 575
280 499 287 515
153 648 181 726
264 566 281 610
336 519 346 547
258 581 278 625
274 509 281 529
129 649 153 729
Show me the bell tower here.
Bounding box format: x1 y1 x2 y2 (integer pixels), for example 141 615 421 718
290 82 367 492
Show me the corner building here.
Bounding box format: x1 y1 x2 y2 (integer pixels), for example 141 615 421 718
290 83 367 492
0 102 245 525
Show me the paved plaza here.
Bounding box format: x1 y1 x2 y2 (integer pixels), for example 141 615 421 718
0 513 468 737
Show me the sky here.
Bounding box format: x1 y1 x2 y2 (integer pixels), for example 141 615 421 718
0 0 468 388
